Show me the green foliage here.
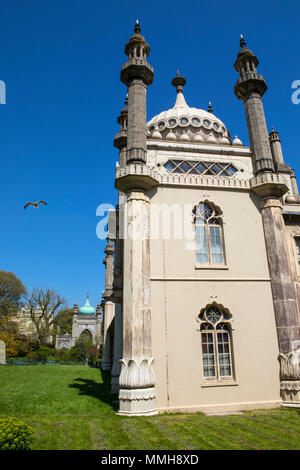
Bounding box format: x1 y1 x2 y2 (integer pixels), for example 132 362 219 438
88 346 100 366
27 346 53 363
0 417 34 450
0 271 27 318
71 335 93 361
53 347 72 362
53 308 73 335
25 287 66 347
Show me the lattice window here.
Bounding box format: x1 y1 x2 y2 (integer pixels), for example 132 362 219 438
199 305 234 380
194 202 225 265
163 159 238 176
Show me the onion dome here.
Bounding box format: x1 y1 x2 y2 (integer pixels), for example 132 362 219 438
147 72 231 144
79 295 96 315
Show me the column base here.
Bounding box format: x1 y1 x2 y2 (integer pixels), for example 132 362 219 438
280 380 300 404
118 387 157 416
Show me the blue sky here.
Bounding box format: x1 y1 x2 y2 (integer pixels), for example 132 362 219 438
0 0 299 309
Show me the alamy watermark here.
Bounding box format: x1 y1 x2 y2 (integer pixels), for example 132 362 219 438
0 80 6 104
291 80 300 104
96 201 207 252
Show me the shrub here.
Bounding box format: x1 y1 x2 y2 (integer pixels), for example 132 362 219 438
88 346 99 366
0 418 34 450
25 346 53 363
53 347 72 362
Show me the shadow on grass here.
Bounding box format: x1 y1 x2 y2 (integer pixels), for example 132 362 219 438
69 369 118 411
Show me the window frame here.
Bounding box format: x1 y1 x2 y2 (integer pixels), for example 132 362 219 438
193 202 227 269
198 304 237 387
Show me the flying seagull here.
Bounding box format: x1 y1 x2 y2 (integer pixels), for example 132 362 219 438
24 200 47 209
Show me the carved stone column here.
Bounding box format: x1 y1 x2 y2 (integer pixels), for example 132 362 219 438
260 197 300 403
117 190 157 415
101 301 114 371
111 303 123 393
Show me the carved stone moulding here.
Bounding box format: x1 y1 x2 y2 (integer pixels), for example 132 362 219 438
115 172 159 193
278 352 300 381
280 381 300 404
117 356 157 416
250 173 288 198
117 387 157 416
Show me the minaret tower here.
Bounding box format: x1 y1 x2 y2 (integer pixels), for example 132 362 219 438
114 95 128 168
234 35 274 175
234 36 300 400
115 21 158 416
120 20 154 165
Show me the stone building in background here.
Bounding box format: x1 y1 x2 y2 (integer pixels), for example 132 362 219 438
101 24 300 415
55 296 102 349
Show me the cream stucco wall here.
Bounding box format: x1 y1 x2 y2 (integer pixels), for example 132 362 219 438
149 185 281 413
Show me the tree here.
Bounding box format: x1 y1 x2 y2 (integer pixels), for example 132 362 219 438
25 288 66 346
0 314 39 358
71 334 93 362
0 271 27 318
53 308 73 335
0 315 20 357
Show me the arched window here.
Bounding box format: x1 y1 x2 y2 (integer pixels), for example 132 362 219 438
193 202 225 265
198 304 234 381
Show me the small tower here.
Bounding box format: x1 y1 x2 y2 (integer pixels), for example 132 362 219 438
234 37 300 391
114 95 128 168
234 35 274 175
115 22 158 416
120 20 154 165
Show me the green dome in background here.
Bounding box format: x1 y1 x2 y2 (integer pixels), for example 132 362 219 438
79 296 96 315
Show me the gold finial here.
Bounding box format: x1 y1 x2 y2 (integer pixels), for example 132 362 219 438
240 34 246 49
134 19 141 34
208 101 213 113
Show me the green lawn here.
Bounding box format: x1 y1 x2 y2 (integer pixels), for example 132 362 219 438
0 365 300 450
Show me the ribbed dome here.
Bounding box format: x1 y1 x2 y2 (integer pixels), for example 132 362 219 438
79 297 96 315
147 89 230 144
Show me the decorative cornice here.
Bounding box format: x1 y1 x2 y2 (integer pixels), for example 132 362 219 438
250 173 289 198
147 140 252 157
115 164 251 191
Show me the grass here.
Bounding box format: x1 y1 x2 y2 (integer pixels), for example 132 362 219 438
0 365 300 450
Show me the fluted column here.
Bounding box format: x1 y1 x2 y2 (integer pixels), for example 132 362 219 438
101 238 115 371
260 198 300 403
114 21 158 415
117 190 156 415
235 36 300 404
111 303 123 393
101 301 114 371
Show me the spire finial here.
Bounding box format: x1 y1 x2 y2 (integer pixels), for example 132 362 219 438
208 101 213 113
134 19 141 34
171 71 186 94
240 34 246 49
